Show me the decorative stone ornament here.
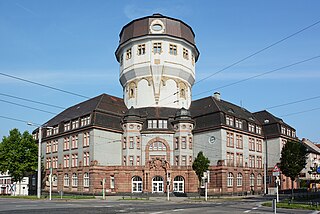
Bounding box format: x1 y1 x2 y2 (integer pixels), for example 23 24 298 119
150 19 165 34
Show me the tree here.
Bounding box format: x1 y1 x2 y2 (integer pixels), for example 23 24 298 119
0 129 38 185
279 140 307 199
192 151 210 185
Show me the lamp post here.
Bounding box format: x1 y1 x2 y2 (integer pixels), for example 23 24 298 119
28 123 53 199
264 119 269 195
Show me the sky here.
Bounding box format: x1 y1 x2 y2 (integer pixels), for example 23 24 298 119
0 0 319 143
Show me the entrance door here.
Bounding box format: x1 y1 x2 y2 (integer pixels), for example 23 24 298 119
152 176 164 193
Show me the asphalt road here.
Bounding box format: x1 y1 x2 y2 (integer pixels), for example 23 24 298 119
0 197 318 214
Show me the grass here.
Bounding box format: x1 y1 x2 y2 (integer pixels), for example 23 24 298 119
262 201 320 211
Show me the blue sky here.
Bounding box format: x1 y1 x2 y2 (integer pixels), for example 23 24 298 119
0 0 319 143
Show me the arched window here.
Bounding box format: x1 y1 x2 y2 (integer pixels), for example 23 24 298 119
250 173 255 187
237 173 242 187
227 172 233 187
132 176 143 193
152 176 164 193
72 173 78 187
64 173 69 187
52 174 58 187
257 174 262 186
149 141 166 151
83 172 89 188
173 176 184 193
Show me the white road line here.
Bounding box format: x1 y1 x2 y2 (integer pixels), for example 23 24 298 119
173 209 185 212
243 210 251 213
252 207 258 210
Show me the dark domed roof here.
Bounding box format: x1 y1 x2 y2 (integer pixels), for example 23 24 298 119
116 14 199 61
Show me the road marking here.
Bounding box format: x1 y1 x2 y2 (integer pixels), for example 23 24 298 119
173 209 185 212
244 210 251 213
252 207 258 210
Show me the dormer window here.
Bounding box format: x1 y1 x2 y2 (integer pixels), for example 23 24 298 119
256 126 262 134
64 122 70 132
248 123 255 132
53 126 59 135
235 119 242 129
81 115 91 127
72 120 79 129
281 126 286 135
226 115 234 126
147 119 168 129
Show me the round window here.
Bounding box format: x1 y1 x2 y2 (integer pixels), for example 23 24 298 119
152 24 163 31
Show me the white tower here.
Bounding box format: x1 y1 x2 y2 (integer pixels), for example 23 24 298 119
115 14 199 109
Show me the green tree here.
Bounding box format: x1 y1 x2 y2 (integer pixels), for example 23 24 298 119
192 151 210 184
0 129 38 183
279 140 307 199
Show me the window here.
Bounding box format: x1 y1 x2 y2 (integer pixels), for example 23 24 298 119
175 156 179 166
226 115 234 126
52 140 58 152
292 131 296 137
83 132 90 147
46 157 51 169
47 129 52 136
136 156 140 165
235 119 242 129
52 156 58 169
52 174 58 186
63 137 70 150
110 176 115 189
53 126 59 135
83 152 90 166
132 176 143 193
137 44 146 55
237 173 242 187
72 173 78 187
63 155 70 168
169 44 177 55
249 138 255 151
64 174 69 187
123 137 126 149
256 126 262 134
129 156 134 166
72 120 79 129
248 123 255 132
236 134 243 149
189 137 193 149
183 48 189 59
153 42 162 54
257 174 262 186
123 156 126 166
189 156 193 165
181 137 186 149
83 173 89 188
227 132 234 147
149 141 166 151
175 137 179 149
287 129 291 136
46 141 52 153
71 135 78 149
236 153 243 167
173 176 184 193
181 155 187 166
147 120 168 129
129 137 134 149
126 48 132 59
64 122 70 131
250 173 255 187
136 137 140 149
256 139 262 152
227 172 233 187
71 154 78 167
81 115 90 126
281 126 286 135
249 155 255 168
226 152 234 166
256 156 262 169
152 176 164 193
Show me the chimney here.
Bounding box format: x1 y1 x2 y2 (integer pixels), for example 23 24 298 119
213 92 221 101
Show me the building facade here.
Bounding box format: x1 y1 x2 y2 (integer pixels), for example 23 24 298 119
35 14 300 196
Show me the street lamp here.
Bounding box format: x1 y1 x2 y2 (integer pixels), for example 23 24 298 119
28 123 53 199
263 119 269 195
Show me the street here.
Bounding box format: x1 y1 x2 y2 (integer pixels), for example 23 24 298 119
0 197 318 214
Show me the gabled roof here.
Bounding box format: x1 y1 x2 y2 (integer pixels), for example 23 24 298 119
45 94 127 126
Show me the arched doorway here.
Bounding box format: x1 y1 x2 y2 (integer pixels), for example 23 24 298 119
132 176 143 193
152 176 164 193
173 176 184 193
